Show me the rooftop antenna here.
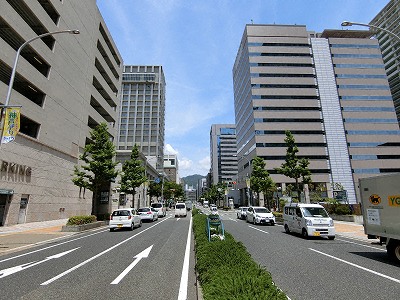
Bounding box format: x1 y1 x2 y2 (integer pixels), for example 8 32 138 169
251 19 254 24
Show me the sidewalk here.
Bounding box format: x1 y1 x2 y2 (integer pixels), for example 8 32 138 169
0 219 75 255
334 220 378 242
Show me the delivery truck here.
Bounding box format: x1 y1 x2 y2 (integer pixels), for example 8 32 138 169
359 173 400 262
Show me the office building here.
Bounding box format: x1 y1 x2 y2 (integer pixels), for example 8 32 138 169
117 65 166 171
370 0 400 123
233 24 400 204
0 0 122 225
164 154 179 184
210 124 238 185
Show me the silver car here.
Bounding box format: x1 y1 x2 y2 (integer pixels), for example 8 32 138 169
137 207 159 222
109 208 142 231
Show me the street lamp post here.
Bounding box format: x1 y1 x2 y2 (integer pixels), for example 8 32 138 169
341 21 400 42
1 29 80 140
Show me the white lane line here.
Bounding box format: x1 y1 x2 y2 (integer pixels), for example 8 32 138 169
248 225 269 234
177 215 192 300
41 216 171 285
0 228 107 264
309 248 400 284
336 238 386 251
228 218 238 222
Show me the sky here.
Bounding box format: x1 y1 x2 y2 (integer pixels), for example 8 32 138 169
96 0 389 178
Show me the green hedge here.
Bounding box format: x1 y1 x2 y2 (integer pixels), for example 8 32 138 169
192 209 286 300
66 215 97 225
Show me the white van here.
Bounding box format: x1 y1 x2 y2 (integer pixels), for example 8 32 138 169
174 202 187 217
283 203 335 240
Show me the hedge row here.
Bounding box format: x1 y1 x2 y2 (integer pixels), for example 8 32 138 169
66 215 97 225
192 209 286 300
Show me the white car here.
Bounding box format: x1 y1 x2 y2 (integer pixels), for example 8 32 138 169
109 208 142 231
237 207 249 220
210 206 219 215
246 206 275 225
175 203 187 217
137 207 158 222
151 202 166 217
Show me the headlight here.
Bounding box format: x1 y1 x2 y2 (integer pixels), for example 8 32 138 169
329 219 334 227
306 219 313 226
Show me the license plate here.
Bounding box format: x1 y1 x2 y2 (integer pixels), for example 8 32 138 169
117 224 123 228
313 232 320 236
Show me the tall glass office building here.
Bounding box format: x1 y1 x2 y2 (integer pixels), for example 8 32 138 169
233 24 400 204
117 65 166 170
370 0 400 123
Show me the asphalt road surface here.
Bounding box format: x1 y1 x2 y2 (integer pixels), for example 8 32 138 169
0 214 197 300
217 210 399 300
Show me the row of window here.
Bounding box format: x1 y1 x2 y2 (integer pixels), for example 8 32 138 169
250 63 314 68
342 107 394 112
255 130 324 135
256 143 327 147
351 155 400 160
340 96 392 100
249 52 312 57
344 118 398 123
349 142 400 147
330 44 380 49
353 168 400 174
254 107 320 111
252 84 317 89
338 85 390 90
336 74 387 79
251 73 315 78
334 64 385 69
346 130 400 135
253 95 320 100
255 118 322 123
248 42 310 47
332 54 382 58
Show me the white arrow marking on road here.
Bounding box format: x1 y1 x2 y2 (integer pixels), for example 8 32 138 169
110 245 153 285
0 247 79 279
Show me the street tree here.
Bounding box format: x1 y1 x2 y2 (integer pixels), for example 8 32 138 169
72 122 118 215
250 156 275 208
275 130 312 201
119 144 147 208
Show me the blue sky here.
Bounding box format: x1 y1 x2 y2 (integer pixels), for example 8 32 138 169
97 0 389 178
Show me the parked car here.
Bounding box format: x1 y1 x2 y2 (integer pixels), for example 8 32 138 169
246 206 275 225
151 202 166 217
175 203 187 217
236 207 249 220
109 208 142 231
137 207 158 222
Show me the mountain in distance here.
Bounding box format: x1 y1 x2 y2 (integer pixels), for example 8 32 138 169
181 174 205 189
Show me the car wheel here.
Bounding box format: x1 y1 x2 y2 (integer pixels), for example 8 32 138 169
253 218 256 225
328 236 335 240
130 223 134 231
139 220 142 227
302 228 309 239
284 224 290 233
109 228 114 232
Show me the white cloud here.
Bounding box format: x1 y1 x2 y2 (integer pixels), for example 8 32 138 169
165 144 179 155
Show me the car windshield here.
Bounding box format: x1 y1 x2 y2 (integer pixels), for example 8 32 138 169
176 204 185 209
302 207 329 217
254 208 270 213
112 210 130 216
138 208 150 212
241 207 248 212
151 203 162 208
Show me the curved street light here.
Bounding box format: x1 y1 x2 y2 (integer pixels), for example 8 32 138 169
4 29 80 107
341 21 400 42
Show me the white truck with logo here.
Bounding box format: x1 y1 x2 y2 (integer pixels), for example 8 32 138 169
359 173 400 262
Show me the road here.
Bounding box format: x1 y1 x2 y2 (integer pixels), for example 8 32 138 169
217 209 400 300
0 213 197 300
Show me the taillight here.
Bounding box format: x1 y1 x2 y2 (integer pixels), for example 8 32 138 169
147 211 152 214
110 215 113 220
128 215 132 219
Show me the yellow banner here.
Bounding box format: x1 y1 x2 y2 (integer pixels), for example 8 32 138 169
1 107 20 144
